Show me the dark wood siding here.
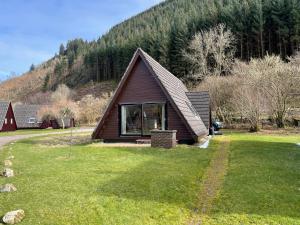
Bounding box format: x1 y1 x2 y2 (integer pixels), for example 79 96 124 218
1 103 17 132
98 58 193 142
167 103 193 141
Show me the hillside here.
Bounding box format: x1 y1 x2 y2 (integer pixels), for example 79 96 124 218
0 58 58 102
0 0 300 102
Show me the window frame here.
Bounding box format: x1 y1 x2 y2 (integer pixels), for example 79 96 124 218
28 117 37 124
120 104 143 136
119 102 167 137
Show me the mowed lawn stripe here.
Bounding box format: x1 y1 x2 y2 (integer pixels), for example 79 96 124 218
204 133 300 225
189 136 230 224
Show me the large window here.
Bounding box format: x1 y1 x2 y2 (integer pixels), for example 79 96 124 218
142 104 165 135
121 103 165 136
121 105 142 135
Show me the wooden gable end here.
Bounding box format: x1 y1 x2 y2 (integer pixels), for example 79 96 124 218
94 56 193 141
1 103 17 132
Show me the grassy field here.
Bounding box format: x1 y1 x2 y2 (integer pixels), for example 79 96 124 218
0 135 215 225
205 132 300 225
0 132 299 224
0 128 80 137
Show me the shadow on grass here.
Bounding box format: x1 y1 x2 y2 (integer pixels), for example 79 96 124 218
94 147 211 208
212 138 300 219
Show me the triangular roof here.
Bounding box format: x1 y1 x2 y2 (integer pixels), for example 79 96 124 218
13 104 42 128
0 101 11 129
92 48 208 139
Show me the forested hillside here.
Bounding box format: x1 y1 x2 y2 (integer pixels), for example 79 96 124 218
1 0 300 100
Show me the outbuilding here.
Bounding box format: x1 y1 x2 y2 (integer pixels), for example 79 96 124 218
0 101 17 132
92 48 210 144
13 104 51 129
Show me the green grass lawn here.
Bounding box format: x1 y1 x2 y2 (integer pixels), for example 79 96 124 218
0 128 79 137
0 135 215 225
205 133 300 225
0 132 299 224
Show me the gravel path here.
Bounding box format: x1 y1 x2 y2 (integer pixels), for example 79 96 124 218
0 128 93 150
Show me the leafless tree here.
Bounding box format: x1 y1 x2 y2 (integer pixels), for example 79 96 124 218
194 76 238 124
232 80 265 132
235 55 300 128
233 54 300 129
51 84 73 103
261 56 299 127
184 24 235 80
78 93 111 125
38 84 78 128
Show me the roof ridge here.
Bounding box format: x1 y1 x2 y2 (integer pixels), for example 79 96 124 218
137 48 186 86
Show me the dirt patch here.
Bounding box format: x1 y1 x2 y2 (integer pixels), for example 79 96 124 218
38 135 92 148
189 136 230 224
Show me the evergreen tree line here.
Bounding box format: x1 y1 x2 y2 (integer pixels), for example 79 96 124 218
49 0 300 88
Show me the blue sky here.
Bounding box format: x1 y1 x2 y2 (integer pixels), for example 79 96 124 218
0 0 163 80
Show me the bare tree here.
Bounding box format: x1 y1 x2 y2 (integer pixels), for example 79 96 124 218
184 24 235 80
38 105 55 122
194 76 238 124
232 55 300 129
51 84 73 103
78 93 111 125
194 53 300 131
288 52 300 105
38 84 79 128
261 56 298 127
232 82 264 132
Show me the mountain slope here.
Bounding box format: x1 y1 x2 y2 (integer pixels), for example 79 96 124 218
1 0 300 102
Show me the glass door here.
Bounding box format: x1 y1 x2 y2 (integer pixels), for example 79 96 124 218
121 105 142 135
142 103 165 135
120 103 165 136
